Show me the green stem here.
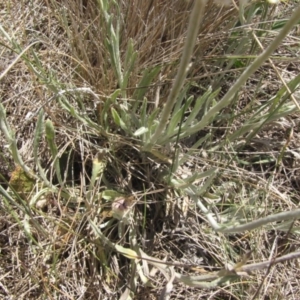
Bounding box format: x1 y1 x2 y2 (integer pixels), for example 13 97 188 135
184 3 300 137
148 0 208 148
220 208 300 234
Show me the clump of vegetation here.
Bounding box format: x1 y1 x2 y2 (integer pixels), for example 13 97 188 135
1 0 300 299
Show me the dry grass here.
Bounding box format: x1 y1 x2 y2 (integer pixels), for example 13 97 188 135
1 0 300 299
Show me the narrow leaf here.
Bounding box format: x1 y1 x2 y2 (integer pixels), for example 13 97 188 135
115 245 138 260
133 127 149 137
111 107 127 130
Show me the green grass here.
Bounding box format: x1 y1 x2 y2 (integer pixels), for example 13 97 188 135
1 0 300 299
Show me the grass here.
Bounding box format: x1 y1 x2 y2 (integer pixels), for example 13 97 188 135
1 0 300 299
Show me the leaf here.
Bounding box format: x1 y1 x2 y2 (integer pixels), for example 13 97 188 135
166 98 191 137
183 87 220 129
133 127 148 136
45 119 56 141
171 168 217 189
132 66 161 114
119 288 132 300
89 150 107 189
173 84 191 114
122 38 138 90
33 109 44 165
45 119 62 184
140 97 148 127
115 245 138 260
159 267 176 300
111 107 127 130
29 188 51 207
100 89 121 127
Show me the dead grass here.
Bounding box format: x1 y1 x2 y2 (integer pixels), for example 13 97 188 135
1 0 300 299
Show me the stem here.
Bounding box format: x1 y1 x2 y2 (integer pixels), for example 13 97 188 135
184 3 300 136
220 208 300 234
148 0 208 148
241 250 300 272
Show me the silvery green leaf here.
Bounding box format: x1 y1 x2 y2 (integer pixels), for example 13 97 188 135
173 84 190 113
140 97 148 126
132 66 161 114
133 127 149 136
166 105 186 137
111 107 127 130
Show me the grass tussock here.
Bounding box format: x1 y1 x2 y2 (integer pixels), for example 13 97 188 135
1 0 300 299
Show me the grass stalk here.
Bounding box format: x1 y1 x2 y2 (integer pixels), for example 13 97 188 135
184 3 300 137
148 0 208 148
